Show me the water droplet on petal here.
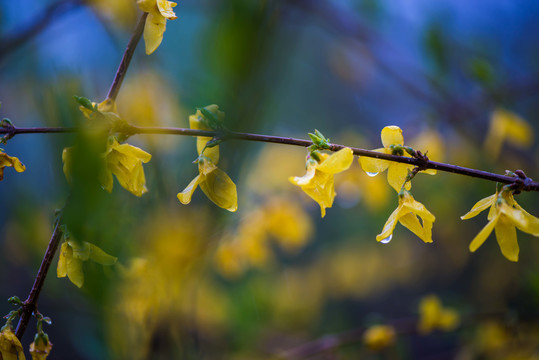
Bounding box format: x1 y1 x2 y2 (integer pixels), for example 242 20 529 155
380 234 392 244
366 172 379 177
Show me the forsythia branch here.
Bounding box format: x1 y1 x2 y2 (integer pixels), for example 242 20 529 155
1 125 538 191
15 215 64 340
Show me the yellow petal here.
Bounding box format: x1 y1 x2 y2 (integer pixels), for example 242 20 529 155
460 194 496 220
157 0 177 19
88 243 118 265
381 126 404 147
387 162 413 192
358 148 390 174
143 12 166 55
114 143 152 164
499 202 528 230
69 240 90 261
66 247 84 288
300 172 335 217
402 194 436 223
494 216 519 262
469 213 500 252
513 203 539 236
177 174 203 205
0 152 26 181
376 203 404 241
199 168 238 212
289 167 316 187
0 327 26 360
316 147 354 174
137 0 158 13
199 159 218 176
57 242 69 278
399 213 432 243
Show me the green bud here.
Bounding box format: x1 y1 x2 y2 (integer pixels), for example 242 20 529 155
73 96 94 110
198 107 223 131
7 296 22 306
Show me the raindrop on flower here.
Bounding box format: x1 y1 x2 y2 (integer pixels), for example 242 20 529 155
366 172 379 177
380 234 392 244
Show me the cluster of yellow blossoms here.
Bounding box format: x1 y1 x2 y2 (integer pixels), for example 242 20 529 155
62 98 152 197
461 188 539 262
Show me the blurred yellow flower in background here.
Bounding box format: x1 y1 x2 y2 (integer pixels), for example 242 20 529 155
461 190 539 262
108 210 229 359
363 324 397 351
484 108 534 159
117 70 183 148
290 148 354 217
377 190 435 244
418 295 459 334
88 0 138 28
359 126 435 192
0 150 25 181
214 197 313 278
137 0 178 54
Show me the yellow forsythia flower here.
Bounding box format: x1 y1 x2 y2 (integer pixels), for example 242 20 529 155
362 325 397 351
57 240 117 288
484 108 533 159
0 150 25 181
418 295 459 334
0 326 25 360
377 190 435 243
178 106 237 212
62 139 152 197
29 334 52 360
461 190 539 262
178 156 238 212
137 0 178 55
64 99 152 196
359 126 436 192
102 138 152 197
289 148 354 217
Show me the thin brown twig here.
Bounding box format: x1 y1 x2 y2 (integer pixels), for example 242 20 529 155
15 216 63 340
106 12 148 101
1 125 538 191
